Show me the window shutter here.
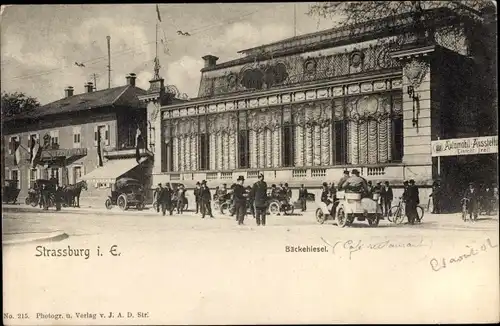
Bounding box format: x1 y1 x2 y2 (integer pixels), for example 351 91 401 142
94 126 98 146
105 125 110 146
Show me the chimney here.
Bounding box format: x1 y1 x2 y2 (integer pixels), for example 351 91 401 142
64 86 74 97
126 73 137 87
85 82 94 93
202 55 219 69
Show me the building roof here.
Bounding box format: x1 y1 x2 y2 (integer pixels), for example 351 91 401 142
201 7 466 72
4 85 147 122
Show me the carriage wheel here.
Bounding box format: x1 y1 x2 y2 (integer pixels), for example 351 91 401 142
105 199 113 210
117 194 127 211
315 208 326 225
285 205 294 215
368 214 381 227
268 201 280 216
337 207 348 228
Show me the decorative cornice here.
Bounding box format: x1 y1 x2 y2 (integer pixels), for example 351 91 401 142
390 44 437 60
160 73 403 120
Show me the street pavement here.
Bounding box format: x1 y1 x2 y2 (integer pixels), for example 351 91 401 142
2 204 499 325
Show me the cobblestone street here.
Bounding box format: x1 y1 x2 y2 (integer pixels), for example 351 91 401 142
3 205 499 324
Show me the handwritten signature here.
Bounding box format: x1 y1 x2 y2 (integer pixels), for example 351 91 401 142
320 237 430 260
429 238 498 272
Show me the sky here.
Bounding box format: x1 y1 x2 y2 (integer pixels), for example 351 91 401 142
1 3 339 105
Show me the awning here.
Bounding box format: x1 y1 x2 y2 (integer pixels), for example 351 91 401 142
81 157 147 184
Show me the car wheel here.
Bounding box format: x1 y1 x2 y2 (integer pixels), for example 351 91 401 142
315 208 326 224
105 199 113 210
268 201 280 216
337 207 347 228
117 194 127 211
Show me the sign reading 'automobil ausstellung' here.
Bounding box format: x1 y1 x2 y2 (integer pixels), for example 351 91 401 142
431 136 498 157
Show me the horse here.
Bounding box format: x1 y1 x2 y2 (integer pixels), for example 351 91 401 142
62 180 88 208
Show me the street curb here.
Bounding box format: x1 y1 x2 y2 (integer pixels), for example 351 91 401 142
2 231 69 246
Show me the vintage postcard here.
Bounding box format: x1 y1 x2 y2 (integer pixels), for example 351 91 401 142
2 2 499 325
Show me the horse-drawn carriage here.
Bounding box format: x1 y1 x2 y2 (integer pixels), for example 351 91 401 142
315 190 384 227
25 179 57 207
3 180 21 204
105 178 146 211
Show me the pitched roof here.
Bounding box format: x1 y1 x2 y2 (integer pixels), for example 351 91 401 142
4 85 147 122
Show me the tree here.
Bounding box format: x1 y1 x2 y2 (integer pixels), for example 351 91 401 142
1 91 41 119
307 1 493 50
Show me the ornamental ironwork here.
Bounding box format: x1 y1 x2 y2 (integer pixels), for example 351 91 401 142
198 43 401 97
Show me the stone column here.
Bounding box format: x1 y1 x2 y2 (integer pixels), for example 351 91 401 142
249 130 257 168
272 129 280 167
266 129 272 168
391 45 435 184
229 132 236 170
320 126 330 165
313 125 321 166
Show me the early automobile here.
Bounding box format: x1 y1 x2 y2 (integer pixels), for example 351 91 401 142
25 179 57 207
3 180 21 204
315 190 383 227
267 191 294 216
105 178 146 211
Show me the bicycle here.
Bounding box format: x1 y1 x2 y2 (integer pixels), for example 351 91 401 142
389 197 424 224
460 197 478 222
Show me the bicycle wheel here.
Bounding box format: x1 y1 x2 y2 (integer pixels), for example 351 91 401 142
416 206 425 222
389 206 402 224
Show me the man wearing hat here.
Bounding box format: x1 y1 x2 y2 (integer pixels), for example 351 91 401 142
194 182 201 214
298 184 309 212
406 179 420 224
342 169 368 194
200 180 214 218
159 183 174 216
233 175 248 225
153 183 163 213
337 170 350 190
252 173 268 226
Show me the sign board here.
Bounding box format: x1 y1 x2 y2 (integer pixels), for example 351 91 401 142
431 136 498 157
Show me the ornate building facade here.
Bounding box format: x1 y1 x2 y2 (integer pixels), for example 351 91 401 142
142 8 496 201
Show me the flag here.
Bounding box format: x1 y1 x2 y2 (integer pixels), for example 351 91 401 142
13 140 21 166
31 141 42 168
156 4 162 22
97 130 103 167
135 128 143 163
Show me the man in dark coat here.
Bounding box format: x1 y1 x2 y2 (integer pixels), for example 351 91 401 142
233 175 248 225
320 182 330 204
252 173 268 226
153 183 162 213
430 181 441 214
380 181 393 217
201 180 214 218
337 170 350 190
298 184 308 212
246 185 255 218
406 179 420 224
194 182 201 214
176 184 186 214
41 184 49 210
464 182 479 221
55 186 63 211
160 183 174 216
